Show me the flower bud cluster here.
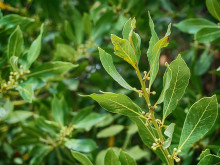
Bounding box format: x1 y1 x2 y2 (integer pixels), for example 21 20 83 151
143 71 150 81
1 66 30 91
168 148 181 162
142 111 152 123
156 119 163 127
58 125 75 143
151 138 163 150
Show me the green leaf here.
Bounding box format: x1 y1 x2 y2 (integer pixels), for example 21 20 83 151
6 111 33 124
111 34 136 67
87 92 142 117
16 83 33 103
55 43 75 59
72 8 84 45
195 27 220 43
122 18 141 63
97 125 124 138
206 0 220 21
148 23 171 87
27 61 78 78
72 106 94 124
75 112 105 129
64 20 76 42
119 150 137 165
200 149 211 160
71 151 93 165
98 47 134 90
147 12 159 74
25 24 44 69
30 144 51 165
104 148 121 165
9 56 19 72
178 95 218 151
162 55 190 122
0 14 34 30
51 95 64 125
156 63 172 104
174 18 216 34
7 26 23 58
163 123 175 149
194 47 212 75
198 154 220 165
83 13 92 36
65 139 97 153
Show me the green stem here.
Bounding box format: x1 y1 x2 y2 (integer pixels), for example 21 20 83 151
135 67 174 165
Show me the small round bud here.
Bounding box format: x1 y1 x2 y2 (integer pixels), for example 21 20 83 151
144 71 147 74
153 143 156 146
151 91 156 95
177 150 181 153
175 158 180 162
148 104 151 107
168 155 171 158
173 148 177 152
142 111 145 115
10 72 13 75
146 88 149 91
3 83 7 87
147 77 150 80
154 105 158 109
27 70 30 73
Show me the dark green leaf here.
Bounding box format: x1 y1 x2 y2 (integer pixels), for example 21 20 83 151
198 154 220 165
195 27 220 43
206 0 220 21
119 150 137 165
104 148 121 165
51 95 64 125
71 151 93 165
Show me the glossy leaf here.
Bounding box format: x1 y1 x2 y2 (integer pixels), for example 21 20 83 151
163 55 190 121
71 151 93 165
104 148 121 165
195 27 220 43
87 92 142 117
119 150 137 165
98 47 134 90
9 56 19 72
163 123 175 148
178 95 218 151
7 26 23 58
25 24 44 69
148 23 171 87
16 83 33 103
174 18 216 34
156 63 172 104
6 111 33 124
111 34 136 67
97 125 124 138
27 61 78 78
65 139 97 153
198 154 220 165
206 0 220 21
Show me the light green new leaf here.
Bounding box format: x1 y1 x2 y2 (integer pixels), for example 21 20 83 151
122 18 141 62
198 154 220 165
65 139 97 153
104 148 121 165
64 20 76 42
98 48 134 90
156 63 172 104
75 113 105 129
30 144 51 165
25 24 44 69
162 55 190 122
6 111 33 124
111 34 136 67
16 83 33 103
87 93 142 117
206 0 220 21
55 44 75 59
71 151 93 165
200 149 211 160
148 23 171 87
163 123 175 149
130 117 167 164
9 56 19 72
97 125 124 138
27 61 78 78
174 18 216 34
51 95 64 126
195 27 220 43
8 26 23 58
178 95 218 151
147 12 159 71
119 150 137 165
73 8 84 45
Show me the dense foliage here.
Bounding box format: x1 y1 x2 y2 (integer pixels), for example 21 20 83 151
0 0 219 165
